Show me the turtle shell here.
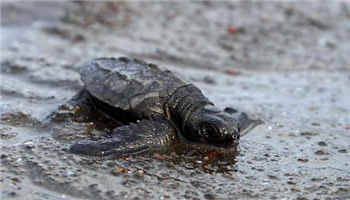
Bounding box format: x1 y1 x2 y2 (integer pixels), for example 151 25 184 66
80 57 187 112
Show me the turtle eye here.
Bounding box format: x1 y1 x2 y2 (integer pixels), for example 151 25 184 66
200 123 222 141
207 124 221 139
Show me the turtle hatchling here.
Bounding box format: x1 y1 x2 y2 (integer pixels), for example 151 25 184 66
68 57 261 156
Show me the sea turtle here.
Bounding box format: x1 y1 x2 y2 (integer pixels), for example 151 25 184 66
68 57 261 157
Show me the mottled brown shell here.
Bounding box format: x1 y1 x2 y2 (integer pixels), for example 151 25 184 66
80 57 187 111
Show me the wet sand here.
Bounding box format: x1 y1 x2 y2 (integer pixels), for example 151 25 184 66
1 2 350 200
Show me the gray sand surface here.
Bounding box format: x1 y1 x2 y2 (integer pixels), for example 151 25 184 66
1 2 349 200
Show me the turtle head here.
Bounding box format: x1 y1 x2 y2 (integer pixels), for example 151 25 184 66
184 105 261 146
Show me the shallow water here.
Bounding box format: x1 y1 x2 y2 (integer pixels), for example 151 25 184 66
1 2 350 200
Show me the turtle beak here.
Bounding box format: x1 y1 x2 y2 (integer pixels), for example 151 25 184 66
238 113 263 137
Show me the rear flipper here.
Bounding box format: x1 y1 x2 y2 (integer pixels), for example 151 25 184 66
45 89 95 123
46 88 124 129
70 119 178 157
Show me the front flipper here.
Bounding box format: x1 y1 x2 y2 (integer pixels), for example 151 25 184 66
70 119 178 157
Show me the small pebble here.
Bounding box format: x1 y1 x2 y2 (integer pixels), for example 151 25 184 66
203 76 216 85
152 153 167 160
338 149 347 153
344 125 350 130
315 150 328 155
23 141 35 149
225 68 240 76
287 181 296 185
10 177 20 183
204 193 216 200
317 141 327 146
111 167 127 175
311 177 325 182
9 191 17 196
297 158 308 163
